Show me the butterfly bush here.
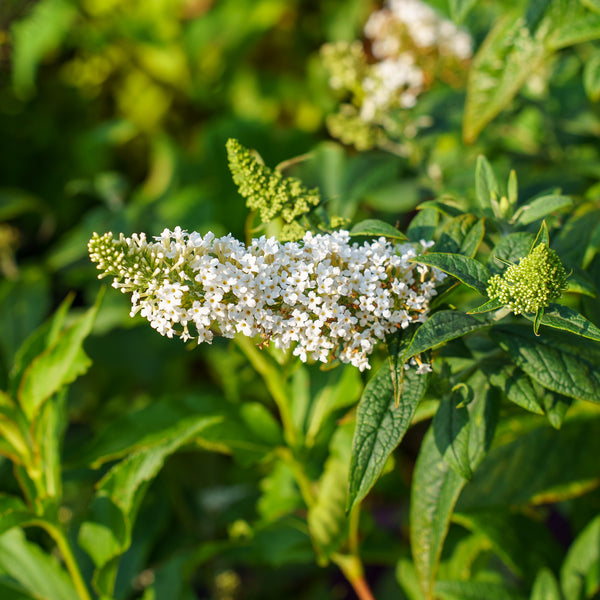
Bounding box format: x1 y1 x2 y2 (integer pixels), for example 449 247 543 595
88 228 446 371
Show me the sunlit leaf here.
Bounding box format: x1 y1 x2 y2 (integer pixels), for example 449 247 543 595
412 253 491 294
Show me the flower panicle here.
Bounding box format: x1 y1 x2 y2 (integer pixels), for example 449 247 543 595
88 228 446 371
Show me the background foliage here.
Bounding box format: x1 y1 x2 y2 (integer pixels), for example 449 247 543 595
2 0 600 599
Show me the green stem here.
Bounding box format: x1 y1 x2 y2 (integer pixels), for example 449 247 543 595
42 522 92 600
276 447 315 508
235 336 298 447
332 553 375 600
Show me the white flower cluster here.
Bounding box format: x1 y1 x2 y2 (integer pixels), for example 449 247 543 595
89 228 445 371
365 0 472 61
360 0 472 119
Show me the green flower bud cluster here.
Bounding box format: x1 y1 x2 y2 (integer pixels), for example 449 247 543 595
226 138 320 239
486 243 568 315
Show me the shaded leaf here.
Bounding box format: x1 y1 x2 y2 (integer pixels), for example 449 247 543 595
435 580 524 600
11 0 77 97
561 514 600 600
18 292 102 421
475 156 499 217
458 413 600 510
433 384 473 480
408 208 439 243
412 253 491 294
348 357 429 511
411 373 496 598
0 527 78 600
406 311 486 359
486 364 544 415
79 412 221 597
0 495 37 536
308 423 353 560
491 325 600 403
453 509 563 581
449 0 478 23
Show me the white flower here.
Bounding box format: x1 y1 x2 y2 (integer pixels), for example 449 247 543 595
89 229 445 372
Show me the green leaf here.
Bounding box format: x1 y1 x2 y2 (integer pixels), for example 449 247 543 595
79 411 221 597
449 0 478 23
541 391 571 430
582 0 600 15
73 394 279 469
475 156 500 217
464 15 549 143
412 253 491 294
18 292 102 421
305 365 362 447
491 325 600 404
584 51 600 101
545 1 600 49
0 495 37 535
0 527 78 600
453 509 562 581
458 412 600 510
9 293 74 398
486 364 544 415
411 427 466 600
308 422 353 561
434 214 485 258
405 311 486 359
257 462 303 524
433 385 473 480
561 514 600 600
348 357 429 512
349 219 407 240
522 303 600 341
467 298 504 314
408 208 439 243
531 568 562 600
410 373 496 599
531 219 550 249
435 580 524 600
488 233 535 275
512 195 573 226
11 0 77 98
417 200 464 218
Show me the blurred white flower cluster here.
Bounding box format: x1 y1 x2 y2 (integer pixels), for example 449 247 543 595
321 0 472 151
89 228 445 371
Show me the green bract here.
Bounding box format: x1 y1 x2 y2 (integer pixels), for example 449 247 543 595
486 243 568 316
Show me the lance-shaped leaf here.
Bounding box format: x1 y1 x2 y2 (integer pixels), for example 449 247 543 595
434 214 483 257
17 291 102 421
347 358 429 512
0 527 78 600
561 514 600 600
411 373 497 599
435 580 525 600
433 384 473 480
0 495 37 536
458 412 600 511
490 325 600 404
79 411 221 597
453 509 562 581
308 422 353 561
523 303 600 342
486 364 544 415
405 311 486 360
408 208 439 243
531 569 562 600
512 194 573 226
475 156 499 218
412 253 491 294
349 219 407 240
467 298 504 315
